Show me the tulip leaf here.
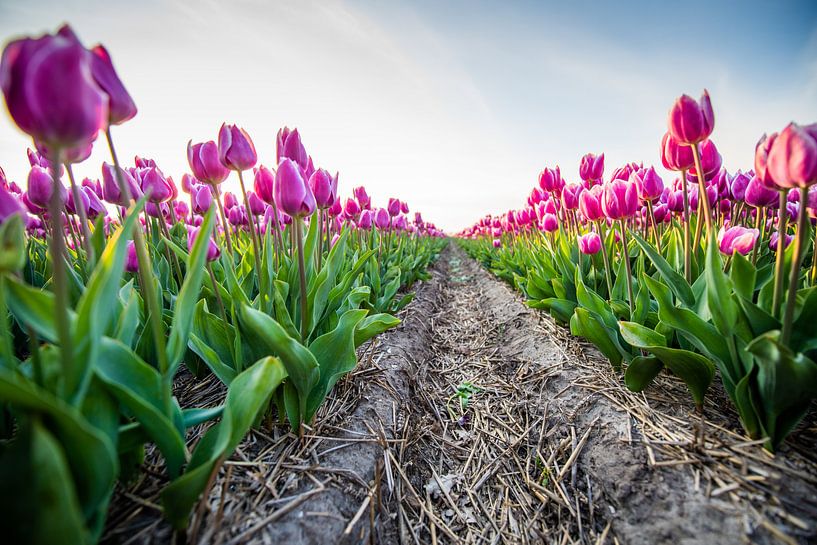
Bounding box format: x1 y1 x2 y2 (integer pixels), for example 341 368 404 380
570 308 627 370
705 236 738 336
354 313 401 348
624 355 664 392
632 231 695 307
618 321 667 347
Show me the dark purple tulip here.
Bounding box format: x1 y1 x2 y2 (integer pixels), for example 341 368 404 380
274 158 315 218
309 169 334 209
27 165 65 209
277 127 308 170
0 25 107 148
745 176 779 208
661 132 695 172
187 140 229 185
253 165 275 205
579 153 604 183
89 44 136 125
218 123 257 171
668 90 714 145
66 184 90 215
769 231 794 252
0 184 24 224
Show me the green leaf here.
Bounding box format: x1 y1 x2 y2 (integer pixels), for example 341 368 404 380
624 355 664 392
730 252 757 299
570 308 627 370
166 208 215 374
354 313 401 348
618 321 667 348
705 236 738 336
161 356 287 528
632 231 695 307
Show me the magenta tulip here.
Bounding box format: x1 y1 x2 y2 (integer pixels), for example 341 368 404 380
765 123 817 189
660 132 695 171
0 25 107 148
578 232 601 255
687 139 723 182
191 184 213 215
374 207 389 229
101 162 141 205
718 225 759 256
274 158 315 218
744 176 779 208
387 198 401 217
89 44 136 126
358 209 373 229
27 165 65 209
634 167 663 202
579 153 604 183
579 185 604 221
754 132 779 189
542 213 558 232
187 226 221 261
769 231 794 251
187 140 229 184
344 198 361 218
253 165 275 205
354 186 371 209
140 166 172 203
124 241 139 272
309 169 335 209
218 123 257 171
0 184 24 224
276 127 308 170
601 179 638 220
668 90 714 145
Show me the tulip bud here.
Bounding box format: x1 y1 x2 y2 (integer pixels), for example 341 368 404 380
358 210 373 229
191 184 213 215
493 238 501 248
744 176 779 208
27 165 64 209
66 184 90 215
542 213 558 232
668 90 714 145
601 179 638 220
223 192 238 209
218 123 257 171
274 158 315 218
101 161 141 205
187 226 221 261
309 169 334 209
730 171 750 201
687 139 722 183
247 191 266 216
374 207 390 230
754 132 779 189
140 166 172 203
276 127 308 170
0 184 24 225
354 186 371 209
579 185 604 221
124 240 139 272
387 198 401 217
253 165 275 205
634 167 664 202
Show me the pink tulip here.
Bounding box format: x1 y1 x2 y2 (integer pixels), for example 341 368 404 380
730 171 750 201
661 132 695 171
191 184 213 215
634 167 663 202
187 226 221 261
542 213 558 232
579 185 604 221
358 210 373 229
140 166 173 203
718 225 758 256
539 166 563 193
218 123 257 171
90 44 137 126
309 169 335 209
765 123 817 189
744 175 779 208
344 197 361 218
223 192 238 209
769 231 794 251
687 139 723 183
253 165 275 205
492 239 501 248
387 198 401 217
579 153 604 183
668 90 714 145
578 232 601 255
754 132 779 189
601 179 638 220
276 127 308 170
374 207 390 230
353 186 371 209
124 241 139 272
0 184 24 224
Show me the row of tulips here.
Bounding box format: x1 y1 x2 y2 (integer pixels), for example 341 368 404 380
0 25 445 544
460 89 817 452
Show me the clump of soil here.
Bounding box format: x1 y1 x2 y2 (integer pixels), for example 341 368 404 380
104 243 817 545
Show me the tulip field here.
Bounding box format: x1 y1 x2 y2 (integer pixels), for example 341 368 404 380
1 19 817 545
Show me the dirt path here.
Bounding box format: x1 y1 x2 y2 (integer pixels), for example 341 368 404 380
104 243 817 545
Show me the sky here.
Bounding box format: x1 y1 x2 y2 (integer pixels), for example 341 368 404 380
0 0 815 231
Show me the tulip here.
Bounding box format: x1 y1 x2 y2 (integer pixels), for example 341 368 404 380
223 191 238 209
101 162 141 205
328 200 342 217
492 238 501 248
140 166 172 203
187 140 229 184
539 166 563 193
0 184 24 224
274 158 315 218
579 153 604 184
601 179 638 220
0 25 107 149
66 183 90 215
579 186 604 221
124 240 139 272
718 225 759 256
562 184 582 210
542 213 558 232
247 191 266 216
83 186 105 219
661 132 695 171
634 167 663 202
387 198 401 217
218 123 257 171
309 169 335 209
374 207 390 230
744 176 779 208
359 210 373 229
253 165 275 205
687 139 722 183
769 231 793 252
191 184 213 215
353 186 371 209
578 232 601 255
180 173 197 194
344 198 361 218
765 123 817 189
89 44 136 126
187 226 221 262
277 127 308 170
668 90 714 145
27 165 65 209
730 171 750 201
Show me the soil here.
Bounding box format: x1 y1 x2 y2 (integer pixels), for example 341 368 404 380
103 242 817 545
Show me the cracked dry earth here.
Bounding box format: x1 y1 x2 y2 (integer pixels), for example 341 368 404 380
105 242 817 545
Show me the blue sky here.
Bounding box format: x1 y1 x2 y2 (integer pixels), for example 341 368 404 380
0 0 815 230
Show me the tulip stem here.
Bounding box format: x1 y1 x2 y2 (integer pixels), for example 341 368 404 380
691 142 715 238
65 164 95 267
207 262 228 324
772 191 788 318
105 127 171 413
294 218 309 342
681 170 692 283
0 276 13 369
810 233 817 286
211 183 233 256
646 200 661 252
596 220 614 298
46 149 75 398
619 220 635 317
781 187 809 345
236 170 263 294
751 206 763 265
